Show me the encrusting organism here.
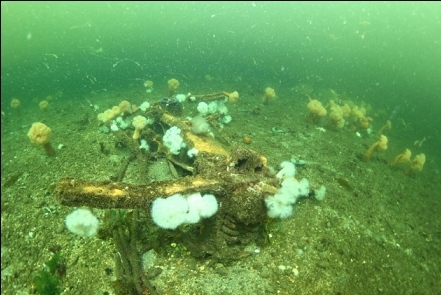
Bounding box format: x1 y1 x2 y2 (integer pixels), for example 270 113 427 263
224 91 239 103
405 153 425 175
378 120 391 135
168 78 180 96
327 101 345 130
119 100 132 114
307 99 327 124
132 115 149 139
11 98 20 109
390 148 411 167
27 122 55 156
262 87 276 104
364 135 387 160
39 100 49 110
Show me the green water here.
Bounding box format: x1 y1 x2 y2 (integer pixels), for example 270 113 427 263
2 2 440 137
2 2 441 294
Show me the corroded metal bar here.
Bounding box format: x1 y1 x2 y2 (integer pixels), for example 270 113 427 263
161 113 230 156
190 92 226 101
54 175 222 210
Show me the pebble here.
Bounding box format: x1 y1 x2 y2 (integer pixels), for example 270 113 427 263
292 268 299 276
277 265 286 271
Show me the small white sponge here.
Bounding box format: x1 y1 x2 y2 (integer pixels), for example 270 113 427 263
163 126 186 155
187 193 218 219
265 193 293 218
65 208 99 237
265 174 310 219
276 161 296 178
151 194 189 230
151 193 218 229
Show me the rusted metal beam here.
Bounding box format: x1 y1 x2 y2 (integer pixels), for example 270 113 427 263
54 175 222 210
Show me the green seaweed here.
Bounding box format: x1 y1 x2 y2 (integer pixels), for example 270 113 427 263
46 251 63 274
33 270 60 295
110 209 129 225
33 252 64 295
